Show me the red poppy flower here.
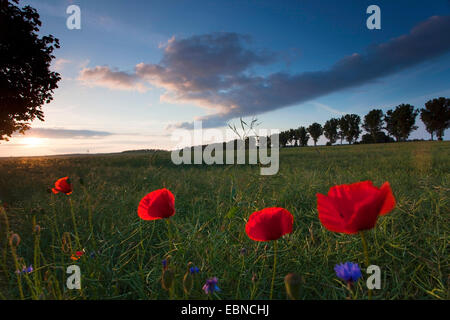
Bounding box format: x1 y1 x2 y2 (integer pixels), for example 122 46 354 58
317 181 396 234
138 188 175 220
245 207 294 241
52 177 73 195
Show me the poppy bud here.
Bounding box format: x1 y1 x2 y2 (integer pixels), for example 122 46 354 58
9 233 21 247
161 269 175 291
284 273 302 300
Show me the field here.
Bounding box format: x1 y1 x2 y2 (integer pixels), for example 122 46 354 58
0 141 448 300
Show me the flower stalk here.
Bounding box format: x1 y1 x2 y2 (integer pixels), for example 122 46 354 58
360 231 372 300
270 240 278 300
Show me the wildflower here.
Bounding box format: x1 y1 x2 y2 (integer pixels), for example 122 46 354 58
137 188 175 220
245 207 293 241
52 177 73 195
202 277 220 294
24 265 33 273
189 266 200 274
162 259 168 270
71 250 85 261
317 181 396 234
334 262 362 284
245 207 293 299
16 265 33 274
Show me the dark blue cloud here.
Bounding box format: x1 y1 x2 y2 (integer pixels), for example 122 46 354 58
81 16 450 129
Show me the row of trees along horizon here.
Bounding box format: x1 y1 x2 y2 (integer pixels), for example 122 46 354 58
185 97 448 153
278 97 449 147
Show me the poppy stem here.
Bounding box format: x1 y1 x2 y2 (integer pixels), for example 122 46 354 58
166 219 173 249
360 231 372 300
235 254 245 299
69 198 81 249
270 240 278 300
81 185 95 247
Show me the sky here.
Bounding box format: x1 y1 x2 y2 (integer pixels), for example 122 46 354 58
2 0 450 156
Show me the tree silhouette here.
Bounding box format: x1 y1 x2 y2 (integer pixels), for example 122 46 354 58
338 116 348 145
307 123 323 146
0 0 60 141
385 104 418 142
279 131 288 147
341 114 361 144
297 126 309 146
420 97 449 141
323 118 339 145
363 109 384 143
361 132 393 144
288 128 297 146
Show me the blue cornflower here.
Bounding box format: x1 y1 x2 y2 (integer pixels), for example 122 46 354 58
162 259 168 269
202 277 221 294
334 262 362 283
16 265 33 274
189 266 200 274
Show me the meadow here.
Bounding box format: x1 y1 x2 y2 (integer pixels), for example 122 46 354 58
0 141 448 300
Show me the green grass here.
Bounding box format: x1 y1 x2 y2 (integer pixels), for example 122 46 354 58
0 141 448 300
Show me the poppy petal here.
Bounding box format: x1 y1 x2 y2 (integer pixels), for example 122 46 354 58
138 188 175 220
317 194 348 233
317 181 396 234
346 191 383 233
245 207 293 241
52 177 73 195
378 182 396 215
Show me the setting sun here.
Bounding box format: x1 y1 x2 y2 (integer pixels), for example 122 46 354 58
22 137 44 147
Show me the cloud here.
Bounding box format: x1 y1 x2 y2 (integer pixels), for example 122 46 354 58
80 16 450 128
312 102 347 116
52 58 72 71
78 66 147 92
18 128 114 139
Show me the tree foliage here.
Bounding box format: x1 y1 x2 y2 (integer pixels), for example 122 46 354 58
363 109 384 143
341 114 361 144
420 97 449 141
297 126 309 146
338 116 348 145
0 0 61 141
385 104 418 142
307 122 323 146
323 118 339 145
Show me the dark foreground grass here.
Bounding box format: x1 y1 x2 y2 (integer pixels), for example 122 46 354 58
0 141 448 299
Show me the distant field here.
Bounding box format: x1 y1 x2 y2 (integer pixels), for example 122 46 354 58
0 141 448 299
